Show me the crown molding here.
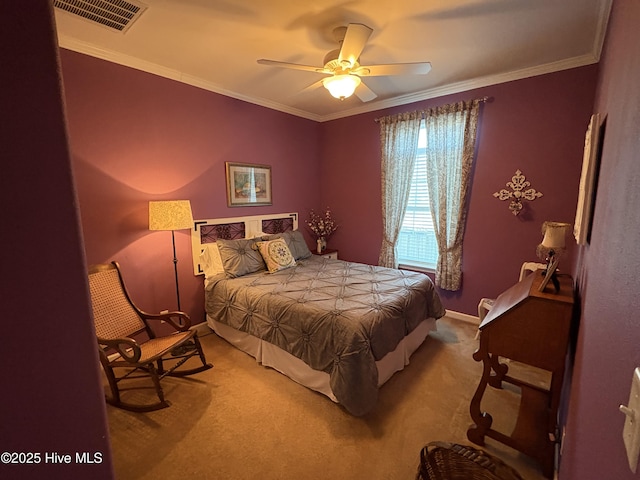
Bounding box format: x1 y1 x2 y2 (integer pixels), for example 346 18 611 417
57 35 323 121
58 15 607 124
318 54 600 122
592 0 613 63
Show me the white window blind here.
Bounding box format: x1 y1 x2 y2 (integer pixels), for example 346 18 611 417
397 122 438 270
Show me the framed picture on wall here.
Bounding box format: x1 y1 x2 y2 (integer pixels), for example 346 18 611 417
225 162 272 207
574 113 602 245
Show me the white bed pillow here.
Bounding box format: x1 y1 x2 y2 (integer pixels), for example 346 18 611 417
199 243 225 278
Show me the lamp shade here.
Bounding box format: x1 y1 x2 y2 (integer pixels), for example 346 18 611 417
149 200 193 231
536 221 571 260
540 221 571 249
322 74 361 99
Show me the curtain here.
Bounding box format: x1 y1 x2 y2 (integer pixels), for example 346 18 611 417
424 99 481 290
378 111 422 268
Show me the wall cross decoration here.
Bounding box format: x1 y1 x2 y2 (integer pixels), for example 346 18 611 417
493 169 543 215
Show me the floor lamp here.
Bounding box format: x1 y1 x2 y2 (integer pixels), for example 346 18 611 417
149 200 194 312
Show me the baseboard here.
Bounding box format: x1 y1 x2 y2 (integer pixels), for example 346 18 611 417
444 309 480 326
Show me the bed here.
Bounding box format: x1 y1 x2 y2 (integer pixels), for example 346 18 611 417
191 212 445 416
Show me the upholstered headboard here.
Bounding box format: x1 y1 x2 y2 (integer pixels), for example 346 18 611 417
191 212 298 275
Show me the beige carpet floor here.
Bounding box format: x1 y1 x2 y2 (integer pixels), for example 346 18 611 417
105 316 548 480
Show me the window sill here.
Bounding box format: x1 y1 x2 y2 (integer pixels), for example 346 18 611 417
398 263 435 274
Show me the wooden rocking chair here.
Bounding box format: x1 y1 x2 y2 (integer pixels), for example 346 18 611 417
88 261 212 412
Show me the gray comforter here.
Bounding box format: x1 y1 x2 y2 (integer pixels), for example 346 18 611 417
205 256 445 415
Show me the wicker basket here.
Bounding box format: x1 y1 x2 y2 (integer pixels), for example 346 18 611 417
416 442 524 480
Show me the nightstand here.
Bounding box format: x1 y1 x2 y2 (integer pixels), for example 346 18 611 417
313 249 338 260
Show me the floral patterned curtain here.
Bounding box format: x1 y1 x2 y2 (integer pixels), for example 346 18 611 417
424 99 481 290
378 111 422 268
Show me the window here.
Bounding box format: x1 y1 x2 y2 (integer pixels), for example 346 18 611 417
383 99 480 289
397 122 438 270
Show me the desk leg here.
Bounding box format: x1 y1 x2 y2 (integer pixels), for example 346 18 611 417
488 354 509 388
467 351 493 445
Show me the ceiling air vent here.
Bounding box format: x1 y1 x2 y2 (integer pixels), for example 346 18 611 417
53 0 147 33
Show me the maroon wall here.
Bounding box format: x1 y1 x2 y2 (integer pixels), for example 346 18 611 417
60 50 321 323
320 66 598 315
7 3 637 478
60 49 599 320
0 2 113 479
561 1 640 478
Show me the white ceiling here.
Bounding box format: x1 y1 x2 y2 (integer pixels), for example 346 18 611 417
54 0 612 122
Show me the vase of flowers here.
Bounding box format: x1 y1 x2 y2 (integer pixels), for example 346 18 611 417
306 208 338 253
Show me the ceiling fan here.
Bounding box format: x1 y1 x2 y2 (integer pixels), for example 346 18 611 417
257 23 432 102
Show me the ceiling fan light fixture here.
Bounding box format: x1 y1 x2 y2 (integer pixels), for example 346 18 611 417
322 74 361 100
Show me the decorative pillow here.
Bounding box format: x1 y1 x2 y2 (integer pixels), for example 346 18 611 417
262 230 312 260
199 243 224 278
216 238 266 278
256 238 296 273
287 230 312 260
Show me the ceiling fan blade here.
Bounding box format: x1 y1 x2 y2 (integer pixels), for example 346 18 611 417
355 62 432 77
338 23 373 67
257 59 328 74
355 81 377 102
299 79 325 94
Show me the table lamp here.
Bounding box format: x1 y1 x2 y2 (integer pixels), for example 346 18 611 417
536 221 571 292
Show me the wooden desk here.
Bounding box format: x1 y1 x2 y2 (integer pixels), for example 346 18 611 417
467 271 574 478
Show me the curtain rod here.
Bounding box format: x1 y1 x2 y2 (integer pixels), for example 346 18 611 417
374 96 490 123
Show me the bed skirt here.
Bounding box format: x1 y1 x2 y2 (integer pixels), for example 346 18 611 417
207 315 437 404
